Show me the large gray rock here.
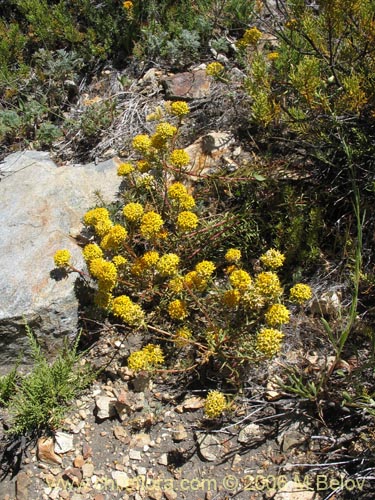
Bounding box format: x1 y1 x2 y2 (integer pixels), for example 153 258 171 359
0 151 120 373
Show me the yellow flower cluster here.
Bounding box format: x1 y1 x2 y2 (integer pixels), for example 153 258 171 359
156 253 180 277
84 207 112 237
255 272 282 298
142 250 160 267
168 182 187 199
256 328 284 357
184 271 207 292
289 283 312 304
132 134 152 154
168 276 184 294
169 149 190 167
260 248 285 269
112 255 127 268
89 258 117 290
152 122 177 148
178 194 195 210
206 62 225 77
174 327 192 347
204 390 227 419
267 52 279 61
168 299 188 320
82 244 103 263
100 225 127 251
54 249 71 268
137 160 152 173
229 269 252 291
170 101 190 116
265 304 290 326
117 162 134 176
222 289 241 307
131 251 159 277
225 248 241 263
123 202 144 222
123 1 133 10
195 261 216 279
127 344 164 371
177 211 198 232
112 295 145 326
140 211 164 239
237 27 262 48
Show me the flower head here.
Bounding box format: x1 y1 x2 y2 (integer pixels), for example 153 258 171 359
256 328 284 357
168 182 188 200
222 289 241 307
123 202 144 222
127 344 164 371
168 276 184 294
169 149 190 168
260 249 285 269
142 250 160 267
204 390 227 419
237 27 262 48
54 249 71 268
112 295 144 326
140 211 164 239
255 272 282 299
225 248 242 263
117 162 134 176
289 283 312 304
170 101 190 116
178 194 196 210
123 1 133 9
132 134 152 154
184 271 207 292
265 304 290 326
137 160 152 173
177 211 198 232
89 258 117 290
229 269 252 291
195 261 216 279
112 255 127 268
84 207 110 227
168 299 188 320
156 253 180 277
206 62 225 77
82 244 103 263
100 225 127 251
174 327 192 348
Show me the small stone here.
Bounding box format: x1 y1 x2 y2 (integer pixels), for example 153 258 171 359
164 490 178 500
74 455 85 468
172 424 188 442
79 410 87 420
136 466 147 475
130 433 151 448
93 495 105 500
129 450 142 461
281 431 307 452
148 490 163 500
132 372 150 392
48 487 60 500
158 453 168 466
182 396 204 411
16 471 30 500
273 481 316 500
95 395 117 419
82 443 92 460
82 463 95 479
238 424 266 445
37 437 62 465
113 425 130 444
197 434 223 462
71 420 86 434
54 432 74 454
63 467 82 486
231 454 241 468
111 471 129 489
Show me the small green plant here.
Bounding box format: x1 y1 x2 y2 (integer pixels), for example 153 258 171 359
0 363 20 407
6 325 94 435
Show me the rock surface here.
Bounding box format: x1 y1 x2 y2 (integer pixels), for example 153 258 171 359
0 150 119 373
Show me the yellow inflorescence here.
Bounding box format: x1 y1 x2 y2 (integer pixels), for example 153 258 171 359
168 182 187 200
117 162 134 176
137 160 152 173
225 248 242 263
123 202 144 222
123 1 133 10
255 272 282 299
169 149 190 168
256 328 284 358
206 62 225 77
100 224 127 251
222 289 241 307
265 303 290 326
84 207 110 227
177 211 199 232
168 275 184 294
237 27 262 48
267 52 279 61
132 134 152 154
184 271 207 292
174 327 192 348
112 255 127 268
155 122 177 139
289 283 312 304
168 299 188 320
112 295 145 326
156 253 180 277
82 244 103 263
89 258 117 290
140 211 164 239
260 248 285 269
229 269 252 291
178 194 196 210
170 101 190 116
195 261 216 279
204 390 227 419
54 249 71 268
94 218 113 238
142 250 160 268
127 344 164 371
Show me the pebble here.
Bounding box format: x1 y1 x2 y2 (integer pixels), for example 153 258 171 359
74 455 85 468
129 449 142 461
54 432 74 454
82 463 95 478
